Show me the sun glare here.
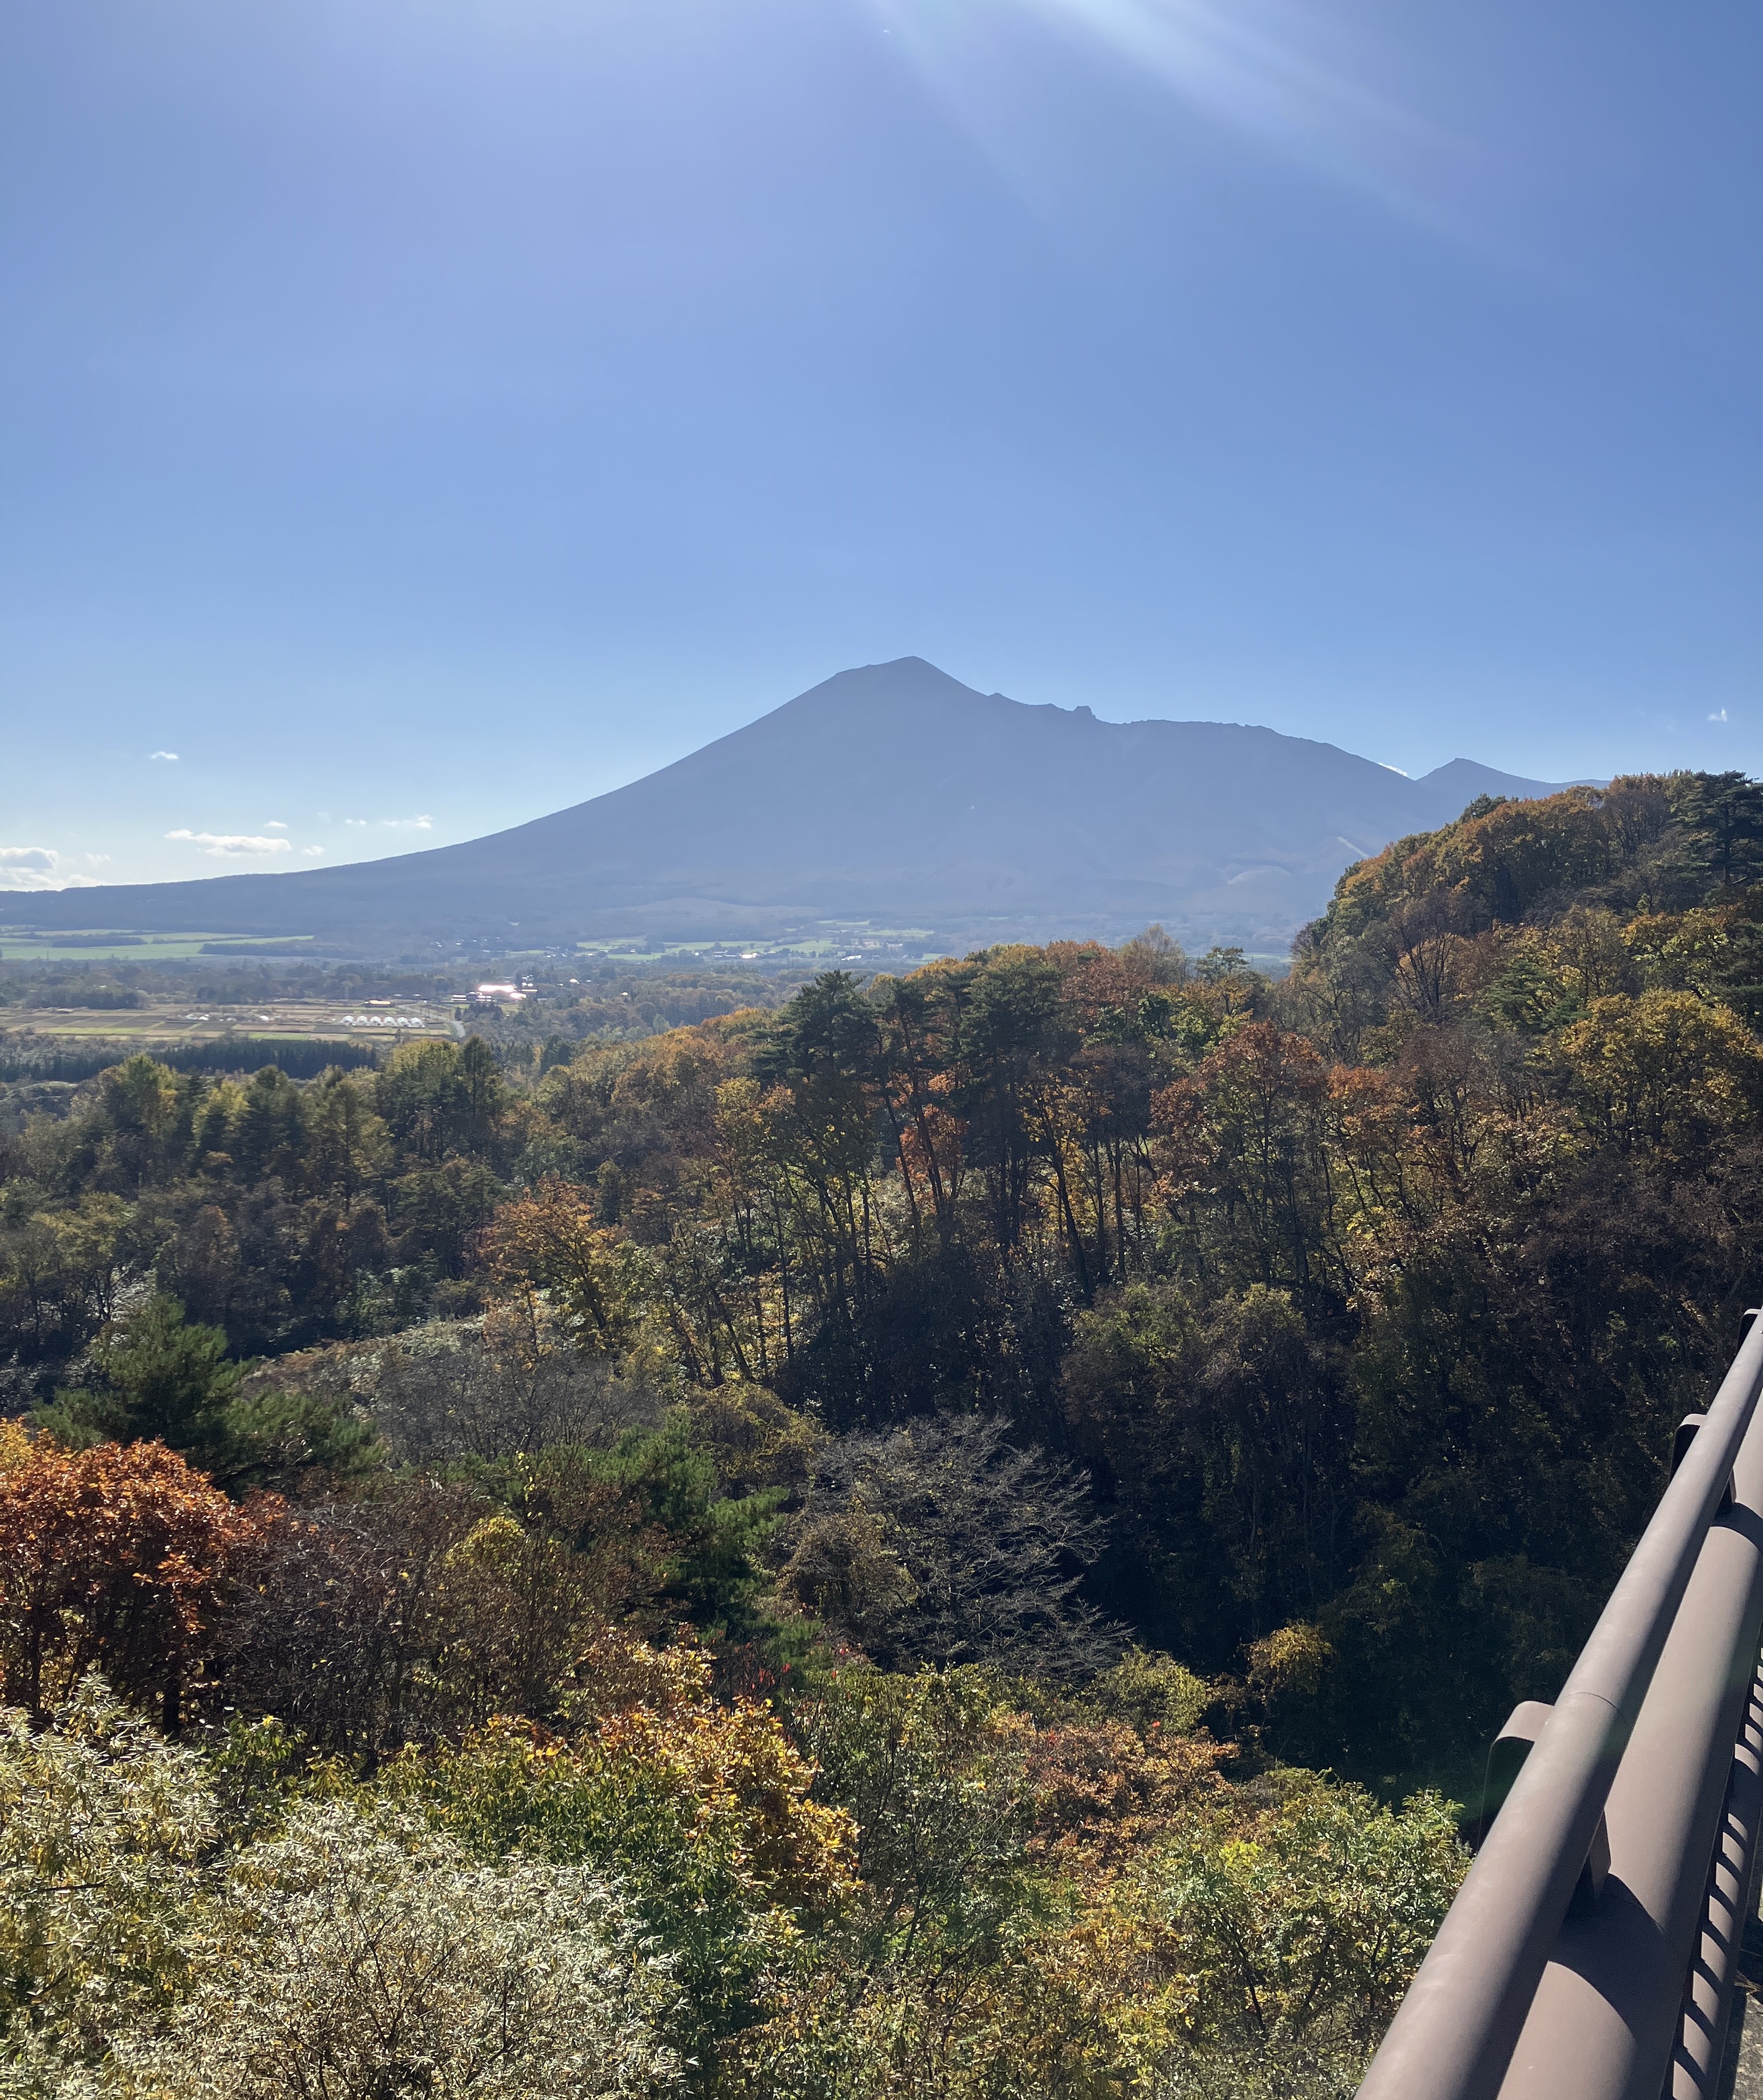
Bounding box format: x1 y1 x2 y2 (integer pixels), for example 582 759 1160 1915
869 0 1452 226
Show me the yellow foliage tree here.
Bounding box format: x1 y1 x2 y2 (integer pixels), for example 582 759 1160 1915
1559 988 1763 1151
481 1179 657 1355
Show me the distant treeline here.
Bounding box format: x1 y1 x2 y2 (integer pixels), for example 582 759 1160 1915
0 1036 380 1085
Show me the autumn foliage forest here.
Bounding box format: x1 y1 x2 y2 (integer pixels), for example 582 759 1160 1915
6 771 1763 2097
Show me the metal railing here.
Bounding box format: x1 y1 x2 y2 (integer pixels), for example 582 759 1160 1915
1358 1311 1763 2100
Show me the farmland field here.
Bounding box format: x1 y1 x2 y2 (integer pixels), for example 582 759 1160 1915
0 932 319 962
0 999 460 1044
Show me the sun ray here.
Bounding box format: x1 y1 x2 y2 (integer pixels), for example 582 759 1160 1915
866 0 1468 237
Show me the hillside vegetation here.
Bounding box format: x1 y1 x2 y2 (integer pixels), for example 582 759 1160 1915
3 769 1761 2097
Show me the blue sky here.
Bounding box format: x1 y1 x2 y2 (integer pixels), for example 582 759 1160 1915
2 0 1758 892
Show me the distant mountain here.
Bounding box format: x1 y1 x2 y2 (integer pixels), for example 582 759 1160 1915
3 659 1595 954
1407 756 1602 812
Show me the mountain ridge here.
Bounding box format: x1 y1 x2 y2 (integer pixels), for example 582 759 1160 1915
3 659 1595 951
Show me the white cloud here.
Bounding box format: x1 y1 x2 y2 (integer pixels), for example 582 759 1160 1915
265 819 289 831
166 829 295 859
345 818 367 828
1709 709 1730 723
301 845 325 857
1 845 99 891
150 750 180 762
85 853 111 866
2 845 59 878
381 814 433 830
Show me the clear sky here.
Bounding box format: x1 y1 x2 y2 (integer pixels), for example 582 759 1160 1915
2 0 1758 892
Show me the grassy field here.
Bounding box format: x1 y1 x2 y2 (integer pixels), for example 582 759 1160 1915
0 932 325 962
569 926 944 968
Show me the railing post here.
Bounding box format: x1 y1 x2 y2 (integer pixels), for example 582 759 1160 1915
1667 1668 1763 2098
1357 1313 1763 2100
1495 1473 1763 2097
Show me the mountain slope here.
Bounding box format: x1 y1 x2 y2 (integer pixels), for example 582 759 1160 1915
3 659 1589 949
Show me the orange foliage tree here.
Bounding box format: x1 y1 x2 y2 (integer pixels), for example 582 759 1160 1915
0 1434 268 1727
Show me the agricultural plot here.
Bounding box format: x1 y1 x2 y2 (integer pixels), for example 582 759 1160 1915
1 1000 458 1044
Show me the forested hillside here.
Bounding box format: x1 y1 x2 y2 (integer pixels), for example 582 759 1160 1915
5 770 1761 2097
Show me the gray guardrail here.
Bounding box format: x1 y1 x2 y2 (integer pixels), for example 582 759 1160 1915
1358 1310 1763 2100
